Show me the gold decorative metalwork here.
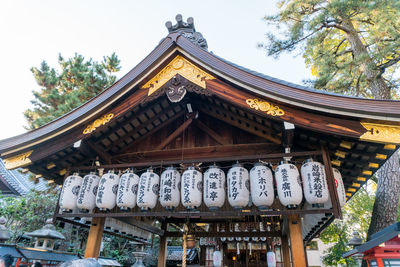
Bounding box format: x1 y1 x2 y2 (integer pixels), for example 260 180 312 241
4 150 33 170
83 113 114 134
375 153 387 160
384 144 396 150
357 177 366 182
331 160 341 167
142 55 215 96
245 99 285 116
363 170 372 176
369 162 379 169
335 150 346 158
360 122 400 144
339 141 353 149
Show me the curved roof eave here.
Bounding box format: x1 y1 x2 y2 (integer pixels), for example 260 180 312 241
174 35 400 121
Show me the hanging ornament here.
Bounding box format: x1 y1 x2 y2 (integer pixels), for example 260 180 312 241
213 250 222 267
235 223 242 241
220 228 226 242
160 167 181 210
77 172 100 213
181 166 202 210
250 163 274 210
227 163 250 209
59 173 83 213
333 168 346 207
259 222 267 242
204 164 226 210
137 168 160 211
237 242 240 255
243 228 250 242
117 170 139 211
251 228 259 242
249 242 252 255
301 159 329 206
96 171 120 211
275 161 303 209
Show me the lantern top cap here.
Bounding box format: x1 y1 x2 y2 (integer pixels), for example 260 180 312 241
25 218 65 240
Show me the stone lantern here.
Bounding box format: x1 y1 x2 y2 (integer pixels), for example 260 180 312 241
25 218 65 250
0 216 10 243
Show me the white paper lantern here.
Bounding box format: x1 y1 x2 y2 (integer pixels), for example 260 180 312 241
137 168 160 211
181 167 202 210
250 163 274 210
96 171 120 211
204 165 225 210
243 229 250 242
76 173 100 213
301 159 329 205
333 168 346 207
160 167 181 210
275 162 303 208
117 171 139 211
227 164 250 209
59 173 83 213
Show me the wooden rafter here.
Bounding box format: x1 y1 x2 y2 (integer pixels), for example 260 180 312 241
194 120 229 145
198 105 281 144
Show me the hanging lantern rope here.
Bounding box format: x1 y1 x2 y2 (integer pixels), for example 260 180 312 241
182 224 188 267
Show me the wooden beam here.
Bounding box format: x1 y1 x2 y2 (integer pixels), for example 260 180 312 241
156 114 195 150
86 141 112 164
194 120 230 145
158 222 168 267
321 146 342 219
288 215 306 267
281 235 291 267
113 143 281 163
198 105 281 144
84 217 105 259
116 217 165 236
119 110 186 153
74 149 322 171
164 231 281 238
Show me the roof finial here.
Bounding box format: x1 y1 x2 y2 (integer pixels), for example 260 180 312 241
165 14 208 50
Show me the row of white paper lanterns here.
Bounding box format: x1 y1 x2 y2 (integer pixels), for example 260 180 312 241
59 160 346 213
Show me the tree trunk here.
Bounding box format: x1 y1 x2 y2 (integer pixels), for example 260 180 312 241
341 19 391 99
367 152 400 237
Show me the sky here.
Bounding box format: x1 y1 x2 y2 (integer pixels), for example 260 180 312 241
0 0 312 140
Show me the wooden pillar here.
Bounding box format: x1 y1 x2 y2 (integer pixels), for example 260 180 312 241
288 215 306 267
223 242 228 267
157 222 168 267
84 217 105 258
322 145 342 219
245 242 249 267
281 235 291 267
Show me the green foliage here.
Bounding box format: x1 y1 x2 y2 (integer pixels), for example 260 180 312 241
0 189 58 243
262 0 400 98
24 53 121 129
319 181 376 266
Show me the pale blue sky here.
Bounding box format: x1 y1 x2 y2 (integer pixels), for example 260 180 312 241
0 0 312 139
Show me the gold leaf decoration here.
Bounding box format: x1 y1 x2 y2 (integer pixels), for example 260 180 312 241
142 55 215 96
360 122 400 144
83 113 114 134
4 150 33 170
246 98 285 116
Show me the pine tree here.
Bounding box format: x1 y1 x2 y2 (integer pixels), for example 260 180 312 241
261 0 400 244
24 53 121 129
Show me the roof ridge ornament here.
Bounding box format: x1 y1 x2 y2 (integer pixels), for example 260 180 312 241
166 14 208 50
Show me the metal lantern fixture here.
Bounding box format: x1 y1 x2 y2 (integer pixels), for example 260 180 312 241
275 161 303 209
137 168 160 211
204 164 226 210
117 170 139 211
301 159 329 206
76 172 100 213
96 170 120 211
160 166 181 210
227 163 250 209
333 168 346 207
59 173 83 213
181 166 203 210
250 163 274 210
